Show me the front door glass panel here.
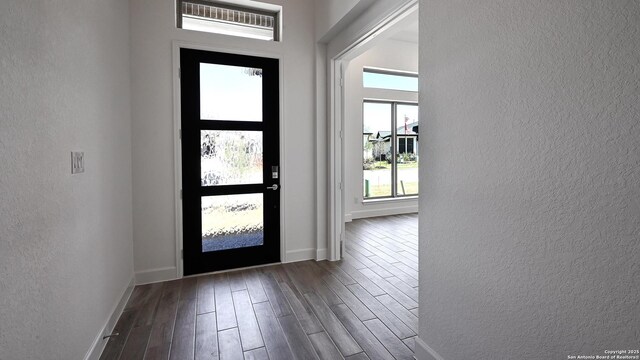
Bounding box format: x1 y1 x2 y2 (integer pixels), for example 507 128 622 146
201 194 264 252
201 130 263 186
200 63 263 122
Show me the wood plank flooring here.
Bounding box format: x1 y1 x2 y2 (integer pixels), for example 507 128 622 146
100 214 418 360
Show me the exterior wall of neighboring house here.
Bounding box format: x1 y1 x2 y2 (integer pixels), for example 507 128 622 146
366 134 419 159
417 1 640 359
344 38 419 220
365 130 417 161
397 120 419 155
397 135 418 155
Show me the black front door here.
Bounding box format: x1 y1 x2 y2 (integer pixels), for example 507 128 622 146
180 48 280 275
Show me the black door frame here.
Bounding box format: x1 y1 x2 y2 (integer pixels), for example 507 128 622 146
178 47 282 276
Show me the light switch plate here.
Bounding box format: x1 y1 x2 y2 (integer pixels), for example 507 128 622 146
71 152 84 174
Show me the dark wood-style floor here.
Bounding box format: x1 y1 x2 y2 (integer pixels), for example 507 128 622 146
100 214 418 360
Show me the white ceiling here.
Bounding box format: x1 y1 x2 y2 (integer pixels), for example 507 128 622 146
390 28 418 43
341 7 419 61
388 15 418 43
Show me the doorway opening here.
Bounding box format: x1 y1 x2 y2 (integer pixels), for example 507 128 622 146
328 3 419 261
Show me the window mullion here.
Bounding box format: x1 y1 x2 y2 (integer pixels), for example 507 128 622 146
391 102 397 198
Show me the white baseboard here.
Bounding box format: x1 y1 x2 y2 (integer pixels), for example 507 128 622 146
350 205 418 220
284 248 317 262
84 276 135 360
135 250 320 283
414 337 445 360
316 248 327 260
135 266 178 285
345 213 353 222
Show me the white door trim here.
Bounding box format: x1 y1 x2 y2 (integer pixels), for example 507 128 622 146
327 1 418 262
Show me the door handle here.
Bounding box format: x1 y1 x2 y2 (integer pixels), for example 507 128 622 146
266 184 279 191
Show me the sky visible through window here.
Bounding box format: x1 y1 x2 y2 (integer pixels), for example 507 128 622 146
363 71 418 92
363 103 391 134
200 63 262 122
363 103 418 133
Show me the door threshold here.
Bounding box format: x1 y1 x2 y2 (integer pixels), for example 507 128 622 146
182 261 283 279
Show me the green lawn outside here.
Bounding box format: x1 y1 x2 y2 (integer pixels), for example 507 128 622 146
366 181 418 197
366 161 418 170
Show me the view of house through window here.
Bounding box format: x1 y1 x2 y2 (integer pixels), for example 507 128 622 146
363 101 419 199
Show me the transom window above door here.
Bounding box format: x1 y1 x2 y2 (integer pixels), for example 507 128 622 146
176 0 281 41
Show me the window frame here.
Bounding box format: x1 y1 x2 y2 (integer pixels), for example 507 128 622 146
362 99 419 201
176 0 281 42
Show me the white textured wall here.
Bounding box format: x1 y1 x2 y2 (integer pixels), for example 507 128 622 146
131 0 317 281
315 0 361 40
344 39 419 220
314 0 378 42
326 0 414 58
0 1 134 359
417 1 640 359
